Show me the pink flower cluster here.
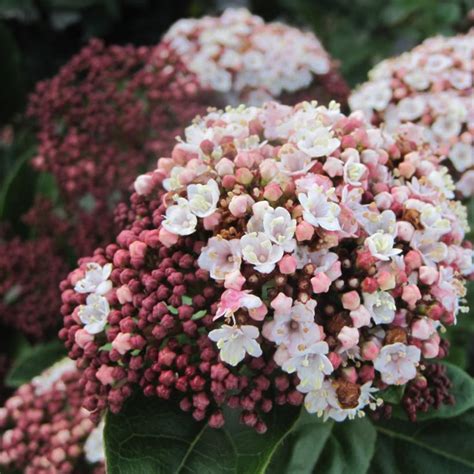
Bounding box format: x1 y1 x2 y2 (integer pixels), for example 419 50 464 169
349 30 474 198
27 38 210 255
164 8 349 107
60 101 472 429
0 359 104 474
0 237 69 341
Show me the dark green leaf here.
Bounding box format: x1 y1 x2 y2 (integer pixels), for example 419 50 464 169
314 417 377 474
105 393 302 474
371 410 474 474
5 340 67 387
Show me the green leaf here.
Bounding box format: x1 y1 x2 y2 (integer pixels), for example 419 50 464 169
379 385 405 404
314 417 377 474
182 295 193 305
5 340 67 387
371 410 474 474
191 310 207 321
105 393 302 474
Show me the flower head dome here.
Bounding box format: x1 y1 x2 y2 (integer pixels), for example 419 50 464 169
0 359 104 473
349 30 474 198
60 101 471 431
164 8 349 107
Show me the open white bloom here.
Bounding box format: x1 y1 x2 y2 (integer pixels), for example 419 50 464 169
418 204 451 236
32 358 76 396
162 198 197 236
450 142 473 173
374 343 421 385
187 178 220 217
410 230 448 266
366 232 402 261
247 201 272 233
326 382 378 421
84 419 105 464
363 291 396 324
78 293 110 335
396 96 426 120
343 157 367 186
282 341 333 391
299 187 341 231
359 209 397 237
277 143 315 175
163 166 185 191
209 324 262 366
74 263 112 295
197 237 241 280
294 125 340 158
240 232 284 273
263 207 296 251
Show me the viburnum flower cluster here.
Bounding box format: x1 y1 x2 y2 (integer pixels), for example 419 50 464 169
0 237 69 341
60 101 471 431
164 8 349 107
27 38 210 255
349 30 474 198
0 359 104 473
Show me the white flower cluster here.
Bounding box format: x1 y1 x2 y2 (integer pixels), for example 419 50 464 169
75 262 112 334
31 358 76 396
349 31 474 197
164 8 332 104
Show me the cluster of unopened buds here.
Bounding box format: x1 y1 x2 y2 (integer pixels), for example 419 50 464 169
60 100 472 431
349 30 474 198
0 359 104 473
164 8 349 106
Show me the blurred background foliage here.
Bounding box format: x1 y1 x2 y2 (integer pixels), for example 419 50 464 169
0 0 473 372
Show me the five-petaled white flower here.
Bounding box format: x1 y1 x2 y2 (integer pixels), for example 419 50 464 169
240 232 284 273
262 207 296 252
298 187 341 231
187 179 220 217
363 291 396 324
162 198 198 236
282 340 333 391
294 125 340 158
374 343 421 385
74 263 112 295
79 293 110 335
197 237 242 280
365 232 402 261
209 324 262 366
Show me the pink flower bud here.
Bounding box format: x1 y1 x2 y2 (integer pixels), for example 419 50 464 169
422 333 440 358
224 270 245 290
259 159 279 181
401 284 421 307
341 366 358 383
203 212 221 231
112 332 133 355
222 175 237 188
342 291 360 310
405 250 422 271
235 167 253 185
263 182 283 202
323 157 343 177
158 228 179 248
359 364 375 382
249 304 268 321
295 221 314 241
74 329 94 349
377 271 396 291
350 305 371 328
69 268 85 286
398 161 416 179
116 285 133 304
215 158 234 176
133 174 153 195
278 255 297 274
229 194 253 217
311 272 331 294
96 365 115 385
129 241 147 260
327 352 342 370
157 157 175 173
234 151 255 168
337 326 359 349
361 339 381 360
419 266 438 285
397 221 415 241
411 318 434 340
